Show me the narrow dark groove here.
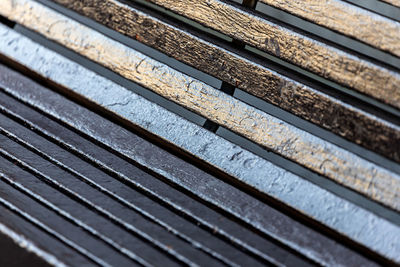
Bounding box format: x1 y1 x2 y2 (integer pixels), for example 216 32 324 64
344 0 400 22
0 124 251 267
0 69 387 266
0 225 52 267
0 103 282 266
242 0 258 9
0 15 15 28
0 193 105 266
0 149 166 265
0 91 315 266
203 120 220 132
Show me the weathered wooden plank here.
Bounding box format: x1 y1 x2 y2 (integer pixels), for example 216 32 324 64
0 67 385 267
1 1 399 211
0 38 399 265
140 0 400 109
44 0 400 164
258 0 400 57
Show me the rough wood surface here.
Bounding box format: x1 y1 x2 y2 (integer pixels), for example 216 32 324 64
259 0 400 57
1 0 399 212
0 63 394 266
1 26 400 265
142 0 400 109
46 0 400 164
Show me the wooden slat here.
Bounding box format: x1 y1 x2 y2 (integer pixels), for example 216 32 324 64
0 172 139 267
1 0 400 211
258 0 400 57
0 66 387 266
0 31 399 265
0 216 69 267
43 0 400 164
0 91 312 267
0 116 291 267
140 0 400 109
0 138 226 267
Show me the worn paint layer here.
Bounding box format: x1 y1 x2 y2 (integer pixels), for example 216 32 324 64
143 0 400 109
1 0 399 212
47 0 400 163
0 28 399 265
259 0 400 57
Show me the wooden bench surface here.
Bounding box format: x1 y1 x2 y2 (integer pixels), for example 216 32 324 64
0 0 399 266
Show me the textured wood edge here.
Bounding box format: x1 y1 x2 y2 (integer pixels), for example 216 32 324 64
144 0 400 109
46 0 400 165
258 0 400 57
1 0 400 212
380 0 400 8
0 25 400 264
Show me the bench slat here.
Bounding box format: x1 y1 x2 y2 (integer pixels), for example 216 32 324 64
0 61 396 266
0 26 399 265
140 0 400 109
258 0 400 57
2 0 400 211
44 0 400 164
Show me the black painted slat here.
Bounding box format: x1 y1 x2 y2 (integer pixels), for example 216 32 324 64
0 86 309 266
0 165 137 267
0 132 226 266
0 205 91 267
0 71 378 266
0 113 266 267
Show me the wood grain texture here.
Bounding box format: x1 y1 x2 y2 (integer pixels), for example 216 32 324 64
2 0 400 211
143 0 400 110
259 0 400 57
1 32 399 265
47 0 400 164
1 0 400 213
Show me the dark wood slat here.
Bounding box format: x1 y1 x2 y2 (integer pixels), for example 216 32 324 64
0 65 393 265
138 0 400 109
0 134 224 267
0 205 92 267
0 153 175 267
0 169 137 267
0 94 311 266
1 10 399 212
0 225 52 267
38 0 400 164
0 113 266 267
258 0 400 57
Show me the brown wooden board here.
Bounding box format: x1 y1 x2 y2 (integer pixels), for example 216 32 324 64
36 0 400 164
139 0 400 109
258 0 400 57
